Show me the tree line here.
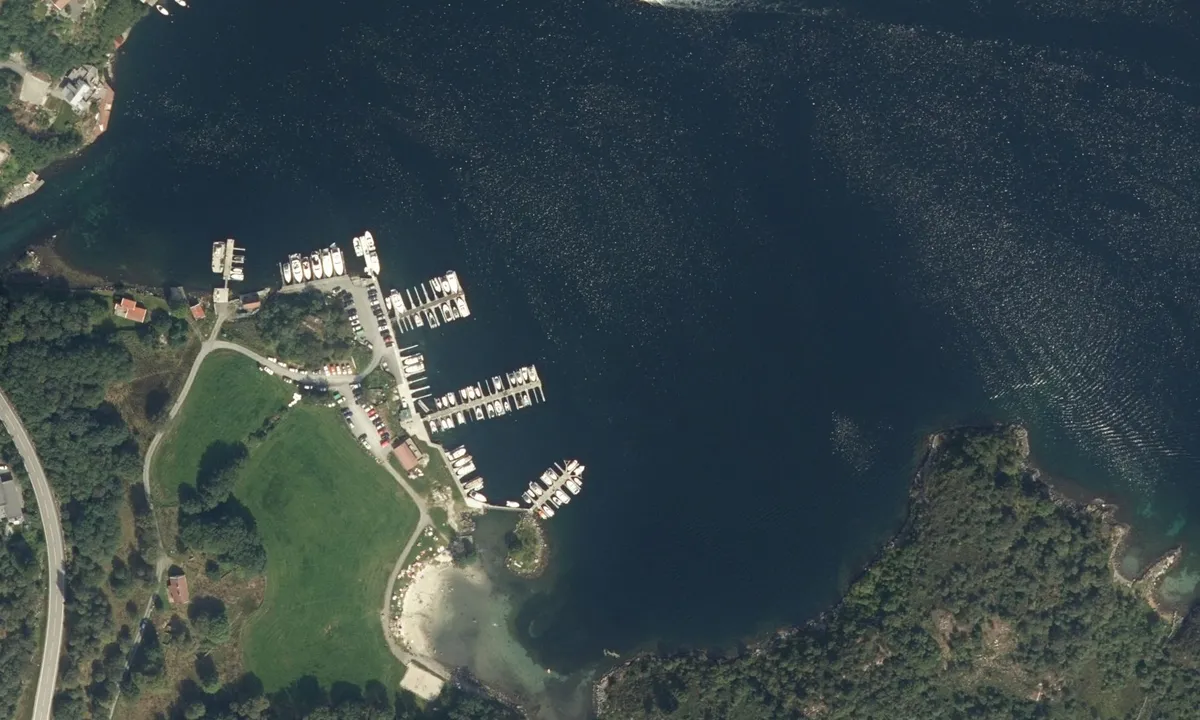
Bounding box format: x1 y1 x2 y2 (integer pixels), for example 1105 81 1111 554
597 428 1200 719
0 0 147 77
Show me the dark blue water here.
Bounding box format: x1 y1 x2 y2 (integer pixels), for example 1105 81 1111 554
4 0 1200 700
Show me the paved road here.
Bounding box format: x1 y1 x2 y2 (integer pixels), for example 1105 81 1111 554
0 388 64 720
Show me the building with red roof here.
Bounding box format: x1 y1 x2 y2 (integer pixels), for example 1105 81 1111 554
113 297 148 323
167 574 190 605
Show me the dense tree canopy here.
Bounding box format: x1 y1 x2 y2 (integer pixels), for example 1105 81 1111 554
598 428 1200 719
0 0 146 77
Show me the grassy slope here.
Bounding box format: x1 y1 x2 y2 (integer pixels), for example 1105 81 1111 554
236 404 418 691
152 351 291 500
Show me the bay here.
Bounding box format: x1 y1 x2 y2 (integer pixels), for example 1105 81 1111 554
2 0 1200 712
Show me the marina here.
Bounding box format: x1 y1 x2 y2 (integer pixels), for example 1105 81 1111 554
525 461 585 519
415 365 544 434
388 271 471 333
211 238 246 302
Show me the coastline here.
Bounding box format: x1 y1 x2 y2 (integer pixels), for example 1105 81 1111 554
594 424 1189 712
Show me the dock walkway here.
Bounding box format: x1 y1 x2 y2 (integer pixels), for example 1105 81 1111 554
420 378 544 430
528 465 576 514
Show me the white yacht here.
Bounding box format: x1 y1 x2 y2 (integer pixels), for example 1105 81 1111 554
506 500 520 509
321 248 334 277
173 0 187 6
455 297 471 318
362 231 375 252
473 407 484 421
156 4 169 15
542 505 555 518
431 277 443 294
521 491 534 504
310 252 324 279
352 236 364 257
503 397 512 412
448 446 468 461
565 460 580 474
565 478 582 495
528 482 545 497
281 263 293 284
301 259 313 281
331 245 345 275
455 411 466 425
468 492 488 503
290 254 303 281
529 366 539 382
453 462 476 479
452 455 473 469
390 290 405 313
463 478 485 492
444 271 460 293
554 489 571 505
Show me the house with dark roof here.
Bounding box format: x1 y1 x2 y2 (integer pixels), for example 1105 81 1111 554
0 466 25 526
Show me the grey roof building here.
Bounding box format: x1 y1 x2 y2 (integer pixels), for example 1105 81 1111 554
0 469 25 525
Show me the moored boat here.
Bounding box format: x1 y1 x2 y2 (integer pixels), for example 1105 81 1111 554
156 4 169 15
455 297 471 318
331 245 345 275
444 271 460 293
448 446 467 460
311 252 324 279
290 254 303 281
321 248 333 277
281 263 292 284
352 236 364 257
302 259 312 281
506 500 520 508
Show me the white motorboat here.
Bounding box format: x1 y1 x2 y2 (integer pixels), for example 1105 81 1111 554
173 0 187 7
528 482 545 497
402 356 423 366
448 446 468 461
352 236 364 257
453 462 476 479
529 366 539 382
503 397 512 412
431 277 443 294
463 478 485 492
444 271 460 293
521 491 534 504
290 254 303 281
554 489 571 505
390 290 405 313
452 455 473 469
455 297 471 318
156 4 169 15
311 252 324 279
281 263 293 284
565 478 582 495
321 248 334 277
506 500 520 509
468 492 488 503
413 313 424 327
565 460 580 474
331 245 345 275
542 505 555 518
362 231 375 251
473 407 484 420
455 411 466 424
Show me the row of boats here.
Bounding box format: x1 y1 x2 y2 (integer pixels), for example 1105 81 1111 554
522 460 585 519
447 446 486 504
388 271 471 332
352 232 381 275
418 366 544 433
280 244 346 284
401 352 425 377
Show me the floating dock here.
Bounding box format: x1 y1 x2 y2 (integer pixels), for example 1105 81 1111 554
525 460 585 519
390 271 471 333
417 365 544 434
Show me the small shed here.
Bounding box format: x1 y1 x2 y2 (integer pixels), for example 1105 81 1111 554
167 574 190 605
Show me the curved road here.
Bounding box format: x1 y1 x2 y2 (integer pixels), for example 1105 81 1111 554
140 307 439 672
0 388 64 720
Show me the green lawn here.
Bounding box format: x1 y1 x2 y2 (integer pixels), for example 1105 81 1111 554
236 405 419 691
153 351 292 500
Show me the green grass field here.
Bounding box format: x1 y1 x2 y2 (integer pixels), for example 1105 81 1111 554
153 351 292 500
237 404 418 691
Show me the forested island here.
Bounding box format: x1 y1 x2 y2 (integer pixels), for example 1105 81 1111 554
596 427 1200 719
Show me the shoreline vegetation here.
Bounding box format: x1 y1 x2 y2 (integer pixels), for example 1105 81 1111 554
505 514 548 579
595 425 1198 719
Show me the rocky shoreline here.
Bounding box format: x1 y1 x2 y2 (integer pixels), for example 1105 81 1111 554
506 515 549 580
593 424 1188 715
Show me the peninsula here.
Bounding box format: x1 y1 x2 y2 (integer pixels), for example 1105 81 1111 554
596 426 1199 719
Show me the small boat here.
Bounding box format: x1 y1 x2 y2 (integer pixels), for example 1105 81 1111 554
362 231 375 251
529 366 539 382
452 455 473 469
453 462 476 479
521 491 534 504
281 263 293 284
565 460 580 474
321 248 334 277
444 271 460 294
311 252 324 279
565 478 582 495
455 411 466 425
541 469 556 485
485 404 494 419
435 398 444 410
390 290 405 313
331 245 345 275
463 478 485 492
352 236 364 257
506 501 520 509
455 297 471 318
431 277 443 294
403 364 425 376
302 259 313 281
503 397 512 412
473 407 484 421
156 4 169 15
448 446 468 461
413 313 424 327
542 505 555 518
575 464 586 476
290 254 303 281
549 496 562 508
528 482 545 497
403 356 423 366
468 492 488 503
554 489 571 505
173 0 187 7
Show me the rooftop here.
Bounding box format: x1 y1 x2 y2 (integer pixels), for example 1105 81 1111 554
113 297 149 323
190 302 206 320
167 574 190 605
0 477 24 524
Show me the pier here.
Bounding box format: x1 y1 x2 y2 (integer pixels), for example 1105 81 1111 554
211 239 245 302
417 367 545 434
390 273 471 333
527 461 584 518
